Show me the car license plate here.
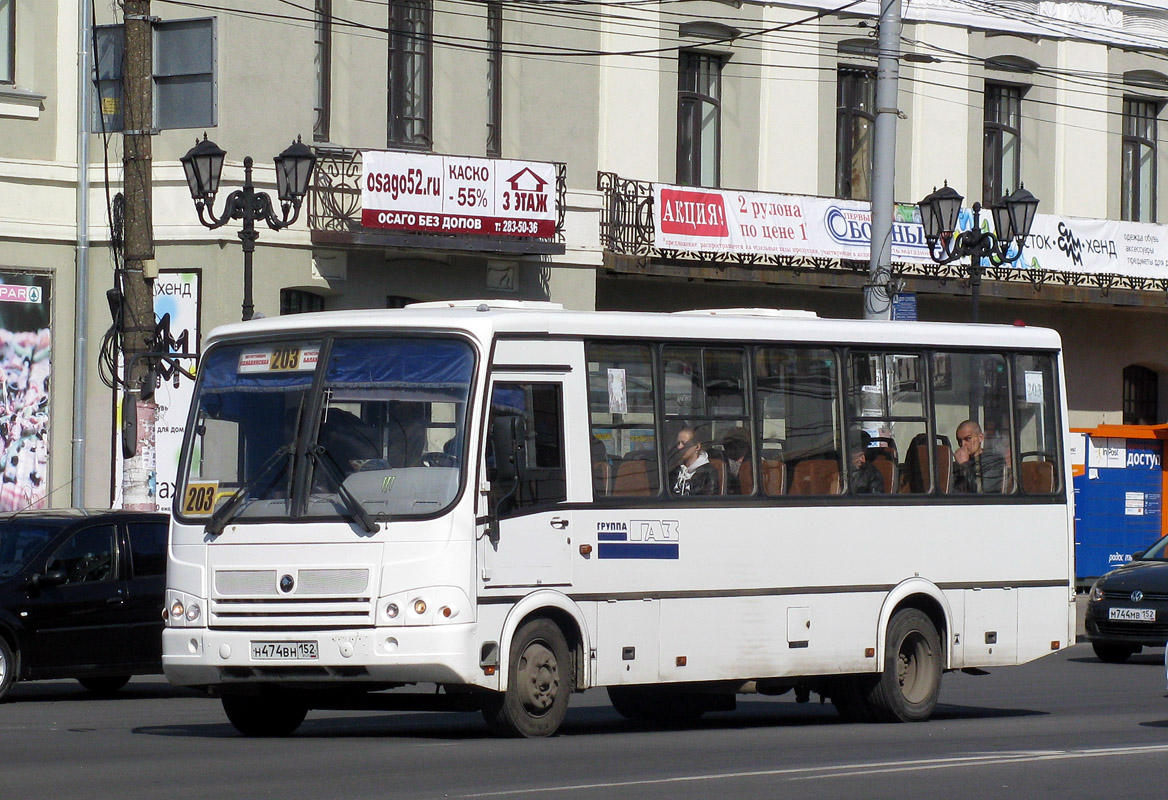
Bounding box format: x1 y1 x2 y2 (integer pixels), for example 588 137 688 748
1108 607 1155 622
251 641 319 660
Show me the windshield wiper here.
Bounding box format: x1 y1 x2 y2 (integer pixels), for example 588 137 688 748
308 445 379 533
205 444 294 537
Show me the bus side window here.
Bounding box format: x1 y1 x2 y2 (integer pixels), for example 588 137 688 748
1015 353 1061 495
489 383 567 514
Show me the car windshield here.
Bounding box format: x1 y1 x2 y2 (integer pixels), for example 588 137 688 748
178 336 475 525
1141 536 1168 560
0 520 70 578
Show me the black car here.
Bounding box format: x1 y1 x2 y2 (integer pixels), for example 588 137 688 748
0 509 168 700
1085 534 1168 663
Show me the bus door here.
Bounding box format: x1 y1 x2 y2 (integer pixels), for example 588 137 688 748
480 342 588 589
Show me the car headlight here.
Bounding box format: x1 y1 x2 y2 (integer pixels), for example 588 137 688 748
1089 582 1105 602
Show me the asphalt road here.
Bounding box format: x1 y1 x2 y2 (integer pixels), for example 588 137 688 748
2 636 1167 800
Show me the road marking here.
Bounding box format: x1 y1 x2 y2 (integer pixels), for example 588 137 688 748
453 744 1168 797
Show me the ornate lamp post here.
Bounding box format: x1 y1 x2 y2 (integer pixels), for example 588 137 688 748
917 183 1039 323
180 135 317 321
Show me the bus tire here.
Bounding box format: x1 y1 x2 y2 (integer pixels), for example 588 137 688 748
1092 642 1137 663
607 685 709 725
868 608 942 723
829 676 877 723
0 637 15 702
222 694 308 737
78 675 132 695
482 618 572 738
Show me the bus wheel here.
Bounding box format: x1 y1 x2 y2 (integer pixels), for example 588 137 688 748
1092 642 1137 663
607 685 709 725
868 609 942 723
0 638 15 702
483 618 571 737
829 676 877 723
222 694 308 737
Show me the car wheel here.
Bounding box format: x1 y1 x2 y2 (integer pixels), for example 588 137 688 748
867 608 943 723
222 694 308 737
1092 642 1137 663
0 638 15 702
78 675 132 696
482 618 572 737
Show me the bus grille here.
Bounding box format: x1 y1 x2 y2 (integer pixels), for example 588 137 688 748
210 567 373 628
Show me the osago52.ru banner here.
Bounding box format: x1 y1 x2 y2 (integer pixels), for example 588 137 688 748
361 150 556 238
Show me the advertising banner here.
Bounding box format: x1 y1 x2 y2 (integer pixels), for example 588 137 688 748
0 272 51 511
361 151 557 238
114 270 200 512
652 183 1168 281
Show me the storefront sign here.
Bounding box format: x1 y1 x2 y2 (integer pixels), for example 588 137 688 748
652 183 1168 281
0 271 51 511
361 151 556 238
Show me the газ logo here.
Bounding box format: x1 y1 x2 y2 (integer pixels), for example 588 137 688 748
658 189 729 237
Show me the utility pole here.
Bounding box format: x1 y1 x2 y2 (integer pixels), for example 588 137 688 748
864 0 902 321
121 0 158 510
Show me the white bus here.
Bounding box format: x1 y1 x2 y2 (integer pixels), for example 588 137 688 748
163 301 1075 737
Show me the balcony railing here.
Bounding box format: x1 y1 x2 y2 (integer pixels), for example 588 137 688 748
597 172 1168 295
308 147 566 254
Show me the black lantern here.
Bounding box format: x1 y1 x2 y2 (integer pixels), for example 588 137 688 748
273 137 317 204
180 135 227 203
917 183 964 243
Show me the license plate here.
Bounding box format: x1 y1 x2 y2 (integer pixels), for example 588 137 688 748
1109 607 1155 622
251 641 319 660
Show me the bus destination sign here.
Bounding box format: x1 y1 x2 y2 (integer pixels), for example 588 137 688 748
361 151 557 238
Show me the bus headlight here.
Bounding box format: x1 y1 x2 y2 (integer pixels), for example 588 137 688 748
185 603 201 622
412 599 428 616
386 603 399 619
170 600 185 619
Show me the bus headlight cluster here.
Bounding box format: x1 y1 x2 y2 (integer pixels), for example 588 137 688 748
165 591 205 627
379 587 471 626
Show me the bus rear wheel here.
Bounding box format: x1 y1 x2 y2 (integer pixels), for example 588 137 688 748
483 618 572 738
868 608 942 723
222 694 308 737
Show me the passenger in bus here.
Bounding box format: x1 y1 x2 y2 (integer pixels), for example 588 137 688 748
848 429 885 494
953 420 1006 493
670 425 718 496
722 427 751 494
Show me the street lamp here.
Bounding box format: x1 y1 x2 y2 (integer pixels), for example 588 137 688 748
917 183 1039 323
180 135 317 321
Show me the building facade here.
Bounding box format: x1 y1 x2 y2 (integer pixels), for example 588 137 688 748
1 0 1168 508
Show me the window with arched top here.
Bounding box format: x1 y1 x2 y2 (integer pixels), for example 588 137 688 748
1123 365 1159 425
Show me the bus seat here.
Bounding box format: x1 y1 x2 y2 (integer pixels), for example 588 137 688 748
592 461 612 497
871 457 897 494
760 458 785 496
707 457 727 495
613 460 652 497
790 459 839 495
737 459 754 495
935 445 952 494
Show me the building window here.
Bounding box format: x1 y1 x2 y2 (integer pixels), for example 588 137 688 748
280 289 325 315
984 83 1022 203
1123 365 1159 425
836 68 875 200
0 0 13 85
313 0 331 142
677 51 722 187
93 18 216 132
1122 98 1157 222
388 0 432 150
486 0 502 157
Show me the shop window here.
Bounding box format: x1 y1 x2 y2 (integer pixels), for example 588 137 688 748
836 67 875 200
93 18 216 132
1123 364 1159 425
314 0 331 142
677 50 722 187
984 83 1022 203
0 0 13 85
280 289 324 315
388 0 432 150
1122 98 1158 223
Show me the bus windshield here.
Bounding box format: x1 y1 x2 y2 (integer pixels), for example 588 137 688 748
178 336 475 525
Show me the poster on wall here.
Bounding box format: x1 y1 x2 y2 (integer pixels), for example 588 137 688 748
0 272 52 511
114 270 200 512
